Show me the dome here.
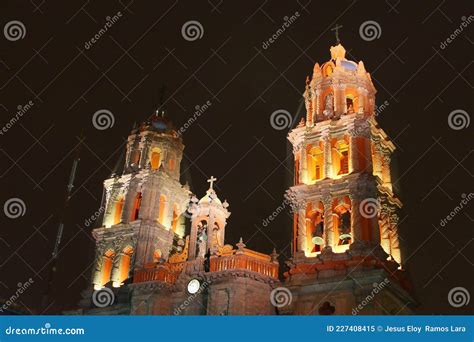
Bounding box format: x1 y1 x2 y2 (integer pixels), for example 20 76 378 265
132 110 178 136
198 189 222 205
340 60 357 71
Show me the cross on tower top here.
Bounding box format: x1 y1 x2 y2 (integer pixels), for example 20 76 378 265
207 176 217 190
331 24 343 44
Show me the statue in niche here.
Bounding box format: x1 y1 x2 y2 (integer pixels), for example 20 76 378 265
323 93 334 118
196 221 208 258
338 210 351 245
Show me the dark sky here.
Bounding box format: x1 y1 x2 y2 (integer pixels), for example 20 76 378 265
0 0 472 315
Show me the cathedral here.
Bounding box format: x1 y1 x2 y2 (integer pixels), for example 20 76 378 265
69 43 413 315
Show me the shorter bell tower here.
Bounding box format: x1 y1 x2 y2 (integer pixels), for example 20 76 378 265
188 176 230 260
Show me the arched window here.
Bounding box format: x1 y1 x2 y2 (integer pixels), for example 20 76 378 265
308 145 324 181
131 192 142 221
130 149 140 165
113 197 124 225
171 204 179 232
168 158 175 171
119 246 133 285
101 250 115 286
333 140 349 176
158 194 166 224
153 249 162 263
150 148 162 170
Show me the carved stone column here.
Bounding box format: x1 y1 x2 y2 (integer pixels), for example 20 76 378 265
357 87 366 114
323 134 332 179
322 195 334 248
348 132 360 173
378 204 392 256
297 207 307 253
349 194 362 243
389 213 402 266
382 154 393 191
301 145 308 184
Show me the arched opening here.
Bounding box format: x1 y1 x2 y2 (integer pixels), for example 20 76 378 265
307 144 324 182
332 139 349 176
153 249 162 263
332 196 352 252
131 192 142 221
150 148 162 170
118 246 134 286
305 202 324 256
322 62 335 77
113 197 124 225
158 194 166 224
171 204 179 232
130 149 140 165
168 158 175 171
101 249 115 286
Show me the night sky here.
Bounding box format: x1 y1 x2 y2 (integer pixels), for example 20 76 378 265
1 0 472 315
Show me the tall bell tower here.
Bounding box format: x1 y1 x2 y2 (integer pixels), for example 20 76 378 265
91 110 190 291
284 43 412 315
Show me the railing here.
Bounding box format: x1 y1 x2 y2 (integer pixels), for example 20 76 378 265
210 254 278 279
133 265 179 284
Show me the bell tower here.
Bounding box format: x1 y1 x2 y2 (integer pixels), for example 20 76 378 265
187 176 230 260
284 43 412 315
91 111 190 291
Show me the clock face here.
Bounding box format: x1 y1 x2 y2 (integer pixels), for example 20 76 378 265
187 279 201 294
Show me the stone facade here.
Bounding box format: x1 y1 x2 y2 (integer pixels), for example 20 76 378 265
67 43 413 316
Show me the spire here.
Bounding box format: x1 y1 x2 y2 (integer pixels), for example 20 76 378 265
330 24 343 44
155 85 167 117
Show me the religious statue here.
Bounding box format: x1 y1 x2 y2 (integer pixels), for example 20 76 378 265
323 93 334 117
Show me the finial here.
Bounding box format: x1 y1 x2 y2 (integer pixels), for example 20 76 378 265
156 85 167 117
236 237 246 251
271 248 279 262
207 176 217 190
331 24 343 44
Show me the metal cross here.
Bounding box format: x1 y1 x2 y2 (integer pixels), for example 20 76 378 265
331 24 343 44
